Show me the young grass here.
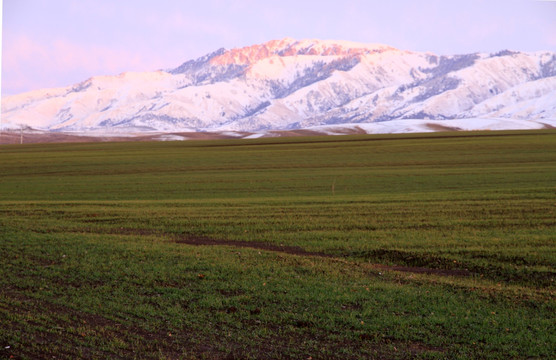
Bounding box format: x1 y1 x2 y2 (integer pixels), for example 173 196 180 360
1 130 555 359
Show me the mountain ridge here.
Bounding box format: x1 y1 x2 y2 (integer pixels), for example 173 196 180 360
2 38 556 135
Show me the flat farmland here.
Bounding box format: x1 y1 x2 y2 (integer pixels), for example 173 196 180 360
0 130 554 359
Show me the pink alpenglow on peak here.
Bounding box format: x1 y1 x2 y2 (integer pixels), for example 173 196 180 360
208 38 395 66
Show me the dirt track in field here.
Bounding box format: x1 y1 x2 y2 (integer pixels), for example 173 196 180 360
105 227 471 277
173 234 471 277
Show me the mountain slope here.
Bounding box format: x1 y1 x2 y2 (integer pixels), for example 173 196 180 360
2 38 556 133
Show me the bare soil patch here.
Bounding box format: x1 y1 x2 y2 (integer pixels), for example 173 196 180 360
425 123 463 132
375 264 470 277
267 129 330 137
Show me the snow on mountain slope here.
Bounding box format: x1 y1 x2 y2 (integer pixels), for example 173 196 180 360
2 38 555 134
464 77 556 119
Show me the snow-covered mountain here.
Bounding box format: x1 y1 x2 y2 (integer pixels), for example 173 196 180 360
2 38 556 134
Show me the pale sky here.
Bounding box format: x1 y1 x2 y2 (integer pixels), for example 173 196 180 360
2 0 555 96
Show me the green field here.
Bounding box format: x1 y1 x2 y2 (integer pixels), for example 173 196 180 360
1 130 554 359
